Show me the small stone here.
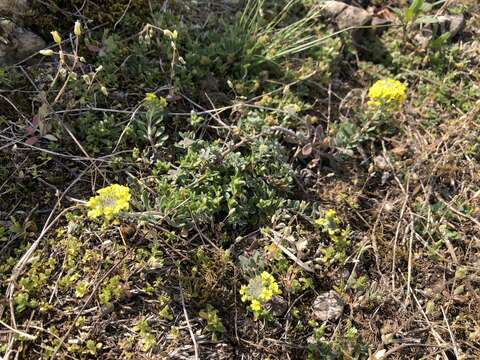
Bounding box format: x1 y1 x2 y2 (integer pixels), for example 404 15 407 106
374 349 387 359
0 0 30 14
371 16 392 30
373 155 388 171
0 19 46 65
321 1 348 18
437 14 465 38
414 33 430 49
311 290 344 321
335 5 372 29
265 295 288 317
322 1 372 30
415 14 465 48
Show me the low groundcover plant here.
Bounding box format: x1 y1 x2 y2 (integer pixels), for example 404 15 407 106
240 271 281 319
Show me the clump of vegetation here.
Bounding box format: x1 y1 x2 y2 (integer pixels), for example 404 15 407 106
316 209 350 265
199 305 226 341
240 271 282 319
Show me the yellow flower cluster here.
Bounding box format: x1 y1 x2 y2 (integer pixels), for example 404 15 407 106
315 209 350 264
86 184 131 221
315 209 340 235
144 92 158 102
240 271 281 318
143 92 167 109
367 79 407 110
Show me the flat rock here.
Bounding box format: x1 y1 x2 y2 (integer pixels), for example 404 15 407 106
322 0 348 17
371 16 392 28
436 14 465 38
0 18 45 65
311 290 345 321
0 0 29 15
322 1 372 29
265 295 288 317
415 14 465 49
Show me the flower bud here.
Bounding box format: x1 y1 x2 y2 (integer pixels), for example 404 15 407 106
74 21 82 36
51 31 61 44
39 49 54 56
163 29 174 38
100 85 108 96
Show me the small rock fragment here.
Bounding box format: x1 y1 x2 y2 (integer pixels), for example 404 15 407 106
437 14 465 38
374 349 387 360
321 1 348 17
371 16 392 31
0 18 45 65
373 155 388 171
311 290 344 321
0 0 30 14
415 14 465 48
335 5 372 29
322 1 372 30
265 295 288 317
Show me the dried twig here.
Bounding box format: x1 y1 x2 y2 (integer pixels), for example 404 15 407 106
268 231 315 273
177 268 199 360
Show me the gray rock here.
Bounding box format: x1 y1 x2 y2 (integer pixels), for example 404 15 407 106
322 1 372 30
0 1 47 65
311 291 344 321
436 14 465 38
414 33 430 49
265 295 288 317
0 18 45 65
415 14 465 49
371 16 392 29
0 0 30 15
322 0 348 17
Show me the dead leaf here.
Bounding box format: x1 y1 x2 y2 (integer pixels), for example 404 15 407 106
25 136 38 146
43 134 58 141
302 144 313 156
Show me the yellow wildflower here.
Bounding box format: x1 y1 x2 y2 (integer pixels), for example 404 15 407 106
51 31 62 44
269 281 280 295
100 85 109 96
239 271 281 318
367 79 407 110
144 92 158 102
86 184 131 220
250 299 262 312
143 92 167 110
239 285 249 302
260 287 272 301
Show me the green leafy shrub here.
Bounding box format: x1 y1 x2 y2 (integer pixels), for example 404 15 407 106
199 305 225 340
145 113 295 228
315 209 350 265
